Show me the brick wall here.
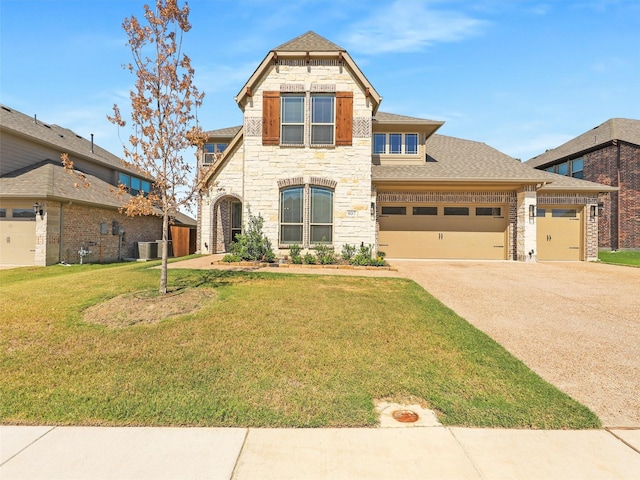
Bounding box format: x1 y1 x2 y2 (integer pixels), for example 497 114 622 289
583 142 639 249
618 143 639 249
57 203 163 264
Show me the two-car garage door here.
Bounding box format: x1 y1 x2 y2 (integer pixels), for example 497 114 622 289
378 204 508 260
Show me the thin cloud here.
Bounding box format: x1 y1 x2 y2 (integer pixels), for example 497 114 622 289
343 1 487 54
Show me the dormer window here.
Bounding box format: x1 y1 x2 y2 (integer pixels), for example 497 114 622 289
372 133 419 155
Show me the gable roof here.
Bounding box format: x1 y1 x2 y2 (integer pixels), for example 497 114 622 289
205 125 242 139
526 118 640 168
235 31 382 114
373 134 615 192
0 104 136 175
274 31 344 52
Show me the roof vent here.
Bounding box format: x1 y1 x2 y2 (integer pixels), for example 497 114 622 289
1 106 11 112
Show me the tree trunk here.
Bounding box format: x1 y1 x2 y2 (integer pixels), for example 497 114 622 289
160 208 169 294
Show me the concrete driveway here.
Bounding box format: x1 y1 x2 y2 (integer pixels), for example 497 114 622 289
392 260 640 428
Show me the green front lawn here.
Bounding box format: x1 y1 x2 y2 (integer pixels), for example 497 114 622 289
598 250 640 266
0 263 599 429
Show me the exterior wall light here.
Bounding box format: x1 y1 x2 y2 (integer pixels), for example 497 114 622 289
529 204 536 221
33 202 43 218
590 205 597 220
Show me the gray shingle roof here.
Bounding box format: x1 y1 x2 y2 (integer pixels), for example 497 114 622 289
0 104 136 175
526 118 640 168
0 160 135 208
205 126 242 138
0 159 198 224
373 134 614 191
274 31 344 52
373 112 444 126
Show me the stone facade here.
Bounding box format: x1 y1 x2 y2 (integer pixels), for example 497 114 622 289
200 62 376 255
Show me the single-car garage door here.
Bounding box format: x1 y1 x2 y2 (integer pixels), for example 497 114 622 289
537 206 583 261
378 204 508 260
0 220 36 265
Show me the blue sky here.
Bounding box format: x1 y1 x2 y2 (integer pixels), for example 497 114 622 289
1 0 639 162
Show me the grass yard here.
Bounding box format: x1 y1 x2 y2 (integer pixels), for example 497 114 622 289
598 250 640 266
0 262 599 429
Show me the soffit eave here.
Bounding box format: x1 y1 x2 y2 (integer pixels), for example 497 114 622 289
235 51 382 113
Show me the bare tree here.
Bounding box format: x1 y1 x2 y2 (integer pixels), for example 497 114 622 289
108 0 206 294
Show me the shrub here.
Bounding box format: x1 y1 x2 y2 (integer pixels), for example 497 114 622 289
222 253 240 263
303 253 316 265
349 243 386 266
289 244 302 264
314 241 337 265
229 210 275 262
341 243 356 261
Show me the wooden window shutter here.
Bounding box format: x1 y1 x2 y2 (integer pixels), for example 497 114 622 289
262 91 280 145
335 91 353 146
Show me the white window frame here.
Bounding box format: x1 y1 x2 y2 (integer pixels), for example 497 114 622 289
310 94 335 146
281 94 305 145
373 133 420 155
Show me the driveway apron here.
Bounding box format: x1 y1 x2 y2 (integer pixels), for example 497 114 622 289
392 260 640 428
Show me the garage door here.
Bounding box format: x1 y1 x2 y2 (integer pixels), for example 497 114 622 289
0 220 36 265
378 205 507 260
537 206 583 261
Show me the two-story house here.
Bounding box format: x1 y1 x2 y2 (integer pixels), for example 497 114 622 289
0 105 195 266
198 31 615 262
526 118 639 250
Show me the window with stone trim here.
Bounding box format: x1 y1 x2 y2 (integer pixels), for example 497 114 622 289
262 91 352 147
280 184 334 245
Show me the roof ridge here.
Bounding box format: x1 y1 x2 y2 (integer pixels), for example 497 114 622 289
273 31 344 52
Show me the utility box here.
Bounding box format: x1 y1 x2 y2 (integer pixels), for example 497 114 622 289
100 223 108 235
137 241 159 260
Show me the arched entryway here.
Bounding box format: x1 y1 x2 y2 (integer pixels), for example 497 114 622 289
211 194 242 253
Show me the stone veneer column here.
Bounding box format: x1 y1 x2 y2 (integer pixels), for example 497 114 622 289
516 187 537 262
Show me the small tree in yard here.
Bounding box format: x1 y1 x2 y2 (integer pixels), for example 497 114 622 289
108 0 206 294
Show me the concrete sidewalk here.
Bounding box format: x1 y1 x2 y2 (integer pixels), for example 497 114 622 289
2 425 639 479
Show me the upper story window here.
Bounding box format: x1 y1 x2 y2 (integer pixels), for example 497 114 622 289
118 172 151 196
203 143 227 164
372 133 420 155
281 95 305 145
263 90 352 147
373 133 386 154
545 157 584 179
571 158 584 179
311 95 335 145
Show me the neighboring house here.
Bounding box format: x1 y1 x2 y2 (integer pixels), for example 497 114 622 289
0 104 195 266
526 118 639 250
197 31 615 262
